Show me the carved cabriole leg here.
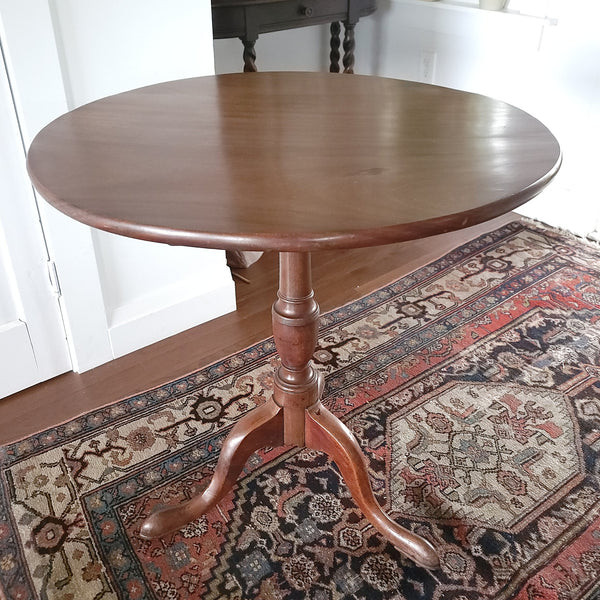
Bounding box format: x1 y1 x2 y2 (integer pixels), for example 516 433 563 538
272 252 322 446
305 402 441 570
329 21 341 73
342 22 356 74
139 399 283 539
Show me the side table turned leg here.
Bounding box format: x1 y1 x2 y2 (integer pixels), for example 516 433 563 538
342 22 356 74
329 21 341 73
241 37 258 72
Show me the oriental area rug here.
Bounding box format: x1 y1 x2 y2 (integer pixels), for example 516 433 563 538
2 221 600 600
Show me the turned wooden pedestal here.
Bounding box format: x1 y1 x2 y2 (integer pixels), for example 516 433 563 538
139 253 440 569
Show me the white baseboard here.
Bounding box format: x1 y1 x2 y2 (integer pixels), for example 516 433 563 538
105 275 236 361
0 320 40 398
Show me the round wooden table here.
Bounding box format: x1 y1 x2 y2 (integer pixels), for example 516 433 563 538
27 72 561 570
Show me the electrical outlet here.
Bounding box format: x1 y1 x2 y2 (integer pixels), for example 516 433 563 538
419 51 437 84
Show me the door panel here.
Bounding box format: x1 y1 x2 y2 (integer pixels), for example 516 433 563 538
0 37 71 398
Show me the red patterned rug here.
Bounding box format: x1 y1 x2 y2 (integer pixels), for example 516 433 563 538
2 221 600 600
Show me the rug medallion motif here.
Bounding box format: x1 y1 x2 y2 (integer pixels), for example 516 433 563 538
1 222 600 599
389 380 583 532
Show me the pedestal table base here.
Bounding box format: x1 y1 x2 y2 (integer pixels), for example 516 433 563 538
140 253 440 571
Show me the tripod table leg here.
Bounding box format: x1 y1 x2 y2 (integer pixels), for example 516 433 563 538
140 399 284 539
305 401 440 570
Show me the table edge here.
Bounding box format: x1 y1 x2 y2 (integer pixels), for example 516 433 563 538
27 151 562 252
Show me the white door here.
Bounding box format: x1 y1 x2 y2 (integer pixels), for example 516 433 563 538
0 41 71 398
0 0 236 379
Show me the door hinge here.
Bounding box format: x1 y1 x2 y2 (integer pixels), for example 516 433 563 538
47 260 62 296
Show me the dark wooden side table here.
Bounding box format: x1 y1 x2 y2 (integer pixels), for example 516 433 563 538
211 0 377 72
27 72 561 570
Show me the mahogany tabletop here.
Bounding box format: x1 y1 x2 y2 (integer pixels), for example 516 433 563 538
27 72 561 252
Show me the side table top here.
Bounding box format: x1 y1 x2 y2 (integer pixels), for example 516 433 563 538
27 72 561 252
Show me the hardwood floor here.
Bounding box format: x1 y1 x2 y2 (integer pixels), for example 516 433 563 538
0 214 519 445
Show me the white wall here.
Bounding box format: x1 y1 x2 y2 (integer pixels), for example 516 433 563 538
215 24 328 73
214 0 600 236
52 0 215 104
49 0 236 360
